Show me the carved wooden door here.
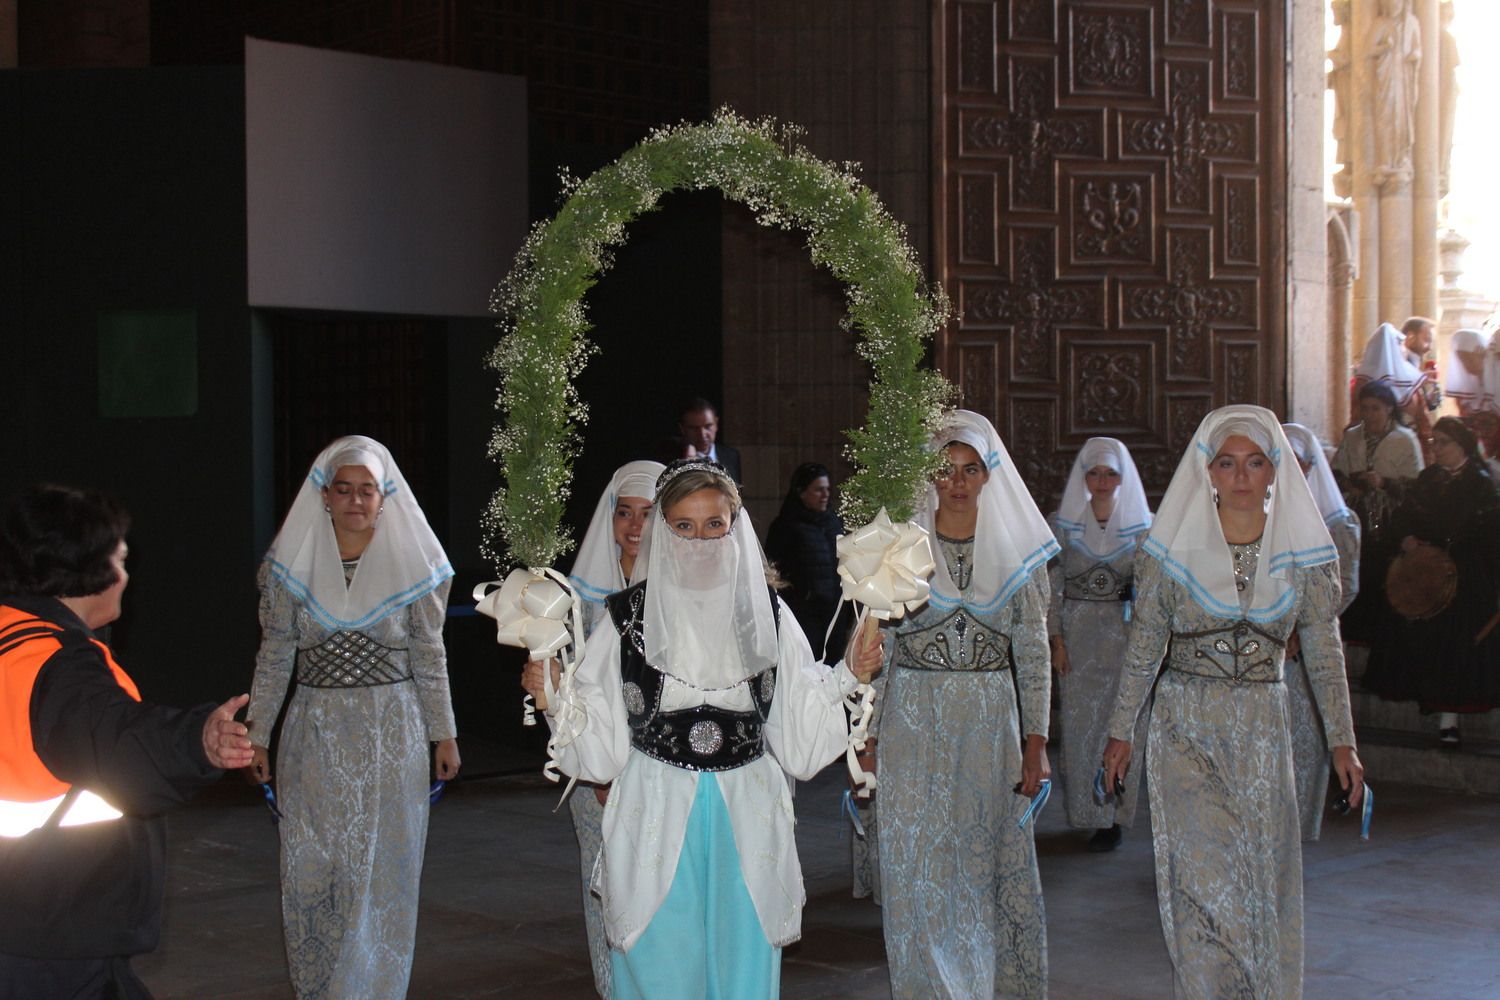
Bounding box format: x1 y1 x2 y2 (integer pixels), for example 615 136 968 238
934 0 1285 505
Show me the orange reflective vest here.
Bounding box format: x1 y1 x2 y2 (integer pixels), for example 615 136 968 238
0 604 141 804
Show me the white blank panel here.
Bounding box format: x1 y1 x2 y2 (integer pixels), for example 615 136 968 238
246 37 527 318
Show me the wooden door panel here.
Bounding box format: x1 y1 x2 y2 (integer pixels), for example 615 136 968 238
935 0 1285 508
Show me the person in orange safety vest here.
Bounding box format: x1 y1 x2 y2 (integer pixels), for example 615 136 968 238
0 484 252 1000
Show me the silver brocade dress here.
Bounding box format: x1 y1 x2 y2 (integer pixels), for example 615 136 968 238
879 535 1051 1000
249 562 457 1000
1107 548 1356 1000
569 600 612 999
1047 525 1146 830
1285 512 1360 841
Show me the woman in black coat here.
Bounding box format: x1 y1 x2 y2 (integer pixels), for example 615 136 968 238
764 463 848 660
1364 417 1500 745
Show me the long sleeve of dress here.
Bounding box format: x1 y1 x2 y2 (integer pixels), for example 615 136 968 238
1295 562 1358 748
1108 554 1172 741
546 624 633 785
1006 564 1053 740
1046 523 1065 639
409 579 457 741
763 600 859 780
1330 511 1362 615
248 564 299 745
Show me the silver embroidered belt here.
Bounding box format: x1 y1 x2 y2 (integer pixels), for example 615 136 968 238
295 630 412 688
1063 563 1132 602
631 705 764 772
1164 621 1284 684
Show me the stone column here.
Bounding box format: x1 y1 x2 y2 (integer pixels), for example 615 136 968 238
1412 0 1441 320
1348 0 1381 341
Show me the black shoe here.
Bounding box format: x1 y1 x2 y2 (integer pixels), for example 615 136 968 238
1439 727 1461 748
1087 824 1122 852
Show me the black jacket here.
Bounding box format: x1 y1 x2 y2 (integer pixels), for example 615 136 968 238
0 595 220 959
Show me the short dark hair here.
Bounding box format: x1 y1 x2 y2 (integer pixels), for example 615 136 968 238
1356 380 1407 426
1401 316 1435 336
0 485 130 597
678 396 717 421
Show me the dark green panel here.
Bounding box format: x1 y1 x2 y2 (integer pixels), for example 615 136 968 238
97 308 198 417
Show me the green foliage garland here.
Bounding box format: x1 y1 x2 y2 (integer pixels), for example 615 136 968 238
484 108 955 570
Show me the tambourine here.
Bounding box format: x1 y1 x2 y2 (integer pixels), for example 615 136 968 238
1385 544 1457 621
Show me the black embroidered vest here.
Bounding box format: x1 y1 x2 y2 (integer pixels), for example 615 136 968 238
605 581 779 772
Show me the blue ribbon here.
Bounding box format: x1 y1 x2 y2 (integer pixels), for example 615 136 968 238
1092 767 1109 804
840 788 867 839
429 779 448 806
1358 783 1374 840
260 782 283 824
1016 779 1051 829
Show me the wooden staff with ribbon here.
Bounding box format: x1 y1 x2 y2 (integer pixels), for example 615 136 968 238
833 507 937 799
474 568 588 785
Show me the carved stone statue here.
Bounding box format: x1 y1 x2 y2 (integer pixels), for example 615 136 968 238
1369 0 1422 188
1329 0 1353 198
1439 0 1459 198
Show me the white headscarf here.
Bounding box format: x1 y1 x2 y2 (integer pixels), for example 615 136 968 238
1281 423 1351 527
264 435 453 630
1052 437 1152 559
921 410 1059 615
1142 406 1337 623
638 461 778 689
1480 332 1500 414
1353 322 1424 404
1446 328 1489 410
568 460 664 605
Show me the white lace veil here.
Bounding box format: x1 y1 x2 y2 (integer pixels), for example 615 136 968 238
919 410 1059 615
637 460 779 689
1354 322 1424 404
568 460 664 605
1142 406 1337 623
1281 423 1350 526
264 435 452 630
1052 437 1152 559
1446 327 1489 410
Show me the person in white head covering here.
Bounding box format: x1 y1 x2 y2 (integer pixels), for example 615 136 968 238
1331 380 1424 644
523 458 882 999
247 435 458 1000
1446 328 1489 416
1102 406 1364 1000
561 459 661 1000
871 409 1055 999
1047 437 1151 852
1351 321 1437 461
1282 423 1361 841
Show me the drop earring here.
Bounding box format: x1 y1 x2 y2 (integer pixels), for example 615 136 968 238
1211 486 1221 508
1262 485 1273 514
323 503 332 513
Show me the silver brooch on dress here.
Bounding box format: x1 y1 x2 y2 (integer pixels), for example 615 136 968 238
758 670 776 703
622 681 646 716
688 720 724 756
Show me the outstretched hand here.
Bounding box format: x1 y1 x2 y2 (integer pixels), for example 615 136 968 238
203 694 254 770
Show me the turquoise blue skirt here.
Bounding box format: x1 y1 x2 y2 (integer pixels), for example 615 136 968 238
610 772 781 999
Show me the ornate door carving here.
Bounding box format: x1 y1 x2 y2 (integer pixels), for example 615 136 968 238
934 0 1286 505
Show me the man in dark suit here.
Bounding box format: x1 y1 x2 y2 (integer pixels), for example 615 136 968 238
668 397 742 484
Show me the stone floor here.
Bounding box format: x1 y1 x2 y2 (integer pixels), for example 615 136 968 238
133 753 1500 1000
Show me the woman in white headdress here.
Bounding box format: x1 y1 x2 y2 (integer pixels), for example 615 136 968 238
1102 406 1364 1000
1446 328 1489 416
1282 423 1361 841
1331 380 1424 644
247 435 459 1000
563 459 662 999
1047 437 1151 851
523 458 882 999
1351 321 1435 460
872 409 1055 999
